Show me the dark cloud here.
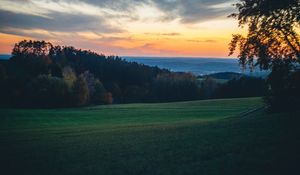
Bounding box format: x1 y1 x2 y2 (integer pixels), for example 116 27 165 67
150 0 235 23
65 0 235 23
0 9 122 35
81 0 143 11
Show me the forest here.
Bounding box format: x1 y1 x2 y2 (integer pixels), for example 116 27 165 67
0 40 268 108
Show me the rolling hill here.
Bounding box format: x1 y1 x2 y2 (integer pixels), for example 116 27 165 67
0 97 299 175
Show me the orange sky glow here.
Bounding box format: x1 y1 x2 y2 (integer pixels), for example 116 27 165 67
0 0 245 57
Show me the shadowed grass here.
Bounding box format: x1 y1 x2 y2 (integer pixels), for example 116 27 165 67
0 97 299 175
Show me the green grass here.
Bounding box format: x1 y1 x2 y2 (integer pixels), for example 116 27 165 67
0 97 299 175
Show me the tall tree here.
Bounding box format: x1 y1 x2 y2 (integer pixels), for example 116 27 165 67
229 0 300 111
229 0 300 69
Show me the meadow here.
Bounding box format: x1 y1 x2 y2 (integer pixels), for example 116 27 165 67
0 97 299 175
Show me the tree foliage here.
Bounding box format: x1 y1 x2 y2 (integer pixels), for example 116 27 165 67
26 75 71 108
0 40 271 108
229 0 300 70
72 74 89 106
229 0 300 111
1 40 209 108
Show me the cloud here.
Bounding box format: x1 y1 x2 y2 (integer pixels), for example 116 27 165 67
0 0 237 56
82 0 237 23
144 32 181 36
0 9 122 34
186 39 217 43
150 0 237 23
81 0 142 11
0 0 236 37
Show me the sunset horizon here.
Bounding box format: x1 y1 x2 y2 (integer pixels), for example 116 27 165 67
0 0 243 57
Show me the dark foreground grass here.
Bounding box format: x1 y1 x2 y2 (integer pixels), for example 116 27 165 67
0 97 299 175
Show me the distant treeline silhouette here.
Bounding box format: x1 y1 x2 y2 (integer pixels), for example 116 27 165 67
0 40 268 108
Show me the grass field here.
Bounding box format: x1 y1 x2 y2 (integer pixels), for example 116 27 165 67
0 97 299 175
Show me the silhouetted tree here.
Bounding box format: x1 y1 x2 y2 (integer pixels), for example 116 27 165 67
10 40 60 77
229 0 299 69
229 0 300 111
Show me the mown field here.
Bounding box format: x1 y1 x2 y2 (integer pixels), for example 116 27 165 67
0 97 299 175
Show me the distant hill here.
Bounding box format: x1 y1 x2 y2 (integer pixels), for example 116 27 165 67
124 57 269 76
0 54 10 60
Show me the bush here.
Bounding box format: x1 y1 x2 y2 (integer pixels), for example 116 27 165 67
72 74 89 106
213 76 268 99
91 80 109 104
26 75 71 108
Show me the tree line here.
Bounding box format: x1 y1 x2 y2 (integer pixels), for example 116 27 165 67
0 40 268 108
0 40 269 108
0 40 203 107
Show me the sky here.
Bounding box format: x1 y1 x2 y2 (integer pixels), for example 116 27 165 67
0 0 245 57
